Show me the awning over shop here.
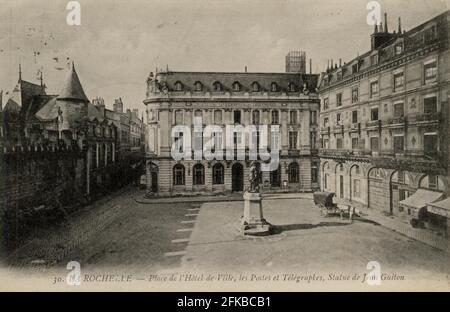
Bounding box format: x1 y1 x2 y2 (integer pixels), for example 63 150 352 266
399 188 443 210
427 197 450 218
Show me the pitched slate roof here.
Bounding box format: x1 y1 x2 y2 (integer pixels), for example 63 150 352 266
156 71 319 93
57 63 89 102
3 79 46 115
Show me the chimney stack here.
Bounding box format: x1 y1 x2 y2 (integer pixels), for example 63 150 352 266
398 17 402 34
384 12 388 33
310 59 312 74
245 66 247 73
339 58 342 67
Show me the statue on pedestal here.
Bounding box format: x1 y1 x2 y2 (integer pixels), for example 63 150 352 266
242 161 272 236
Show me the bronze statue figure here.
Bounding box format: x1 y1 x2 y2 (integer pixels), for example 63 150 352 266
248 161 261 193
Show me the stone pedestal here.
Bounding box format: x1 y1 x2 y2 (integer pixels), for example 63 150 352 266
242 191 272 236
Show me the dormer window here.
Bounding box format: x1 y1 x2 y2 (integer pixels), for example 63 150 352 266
194 81 203 91
370 54 378 65
395 43 403 55
174 81 183 91
252 82 260 92
232 81 241 92
270 82 278 92
288 82 296 92
213 81 222 92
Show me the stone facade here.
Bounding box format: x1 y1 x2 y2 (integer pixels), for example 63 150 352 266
318 11 450 236
144 71 320 196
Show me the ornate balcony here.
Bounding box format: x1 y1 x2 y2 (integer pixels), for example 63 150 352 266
416 112 442 123
386 116 406 126
365 120 381 128
370 149 446 175
318 148 371 160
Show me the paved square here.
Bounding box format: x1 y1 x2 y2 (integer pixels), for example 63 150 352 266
180 198 450 282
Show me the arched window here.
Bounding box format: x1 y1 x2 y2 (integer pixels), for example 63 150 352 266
213 81 222 92
288 162 299 183
232 81 241 92
173 164 185 185
193 163 205 185
252 110 260 125
252 81 260 92
194 81 203 91
288 82 296 92
174 81 183 91
212 163 224 185
270 82 278 92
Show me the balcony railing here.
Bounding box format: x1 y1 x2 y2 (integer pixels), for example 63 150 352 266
365 120 381 128
318 148 371 158
386 116 406 125
416 112 441 123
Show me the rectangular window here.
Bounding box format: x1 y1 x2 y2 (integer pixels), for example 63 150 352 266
323 98 329 110
271 110 279 124
233 131 242 146
323 139 329 149
351 137 359 150
310 111 317 125
271 130 280 150
370 137 379 151
214 110 222 124
310 132 316 150
352 88 359 103
393 103 404 118
289 110 297 124
174 132 184 152
311 168 318 183
395 44 403 55
353 179 360 198
352 110 358 124
399 189 409 201
424 96 437 114
213 132 222 150
371 54 378 65
424 61 437 84
336 138 343 149
428 175 438 189
371 107 379 121
394 72 404 91
233 110 241 124
336 113 341 125
394 136 404 153
175 110 183 125
289 131 298 149
370 81 379 98
424 134 438 155
336 93 342 107
194 131 202 151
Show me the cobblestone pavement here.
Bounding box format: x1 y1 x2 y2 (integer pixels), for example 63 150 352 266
2 187 199 275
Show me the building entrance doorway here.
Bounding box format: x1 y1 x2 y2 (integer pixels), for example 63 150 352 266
151 172 158 193
232 163 244 192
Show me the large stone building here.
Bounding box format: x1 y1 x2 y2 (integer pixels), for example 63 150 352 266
144 71 320 196
318 12 450 235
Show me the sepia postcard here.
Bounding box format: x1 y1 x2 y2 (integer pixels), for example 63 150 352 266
0 0 449 293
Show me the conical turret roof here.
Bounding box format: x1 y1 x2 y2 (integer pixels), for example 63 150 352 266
58 62 89 102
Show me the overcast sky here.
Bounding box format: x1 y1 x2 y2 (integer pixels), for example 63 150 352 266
0 0 448 113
